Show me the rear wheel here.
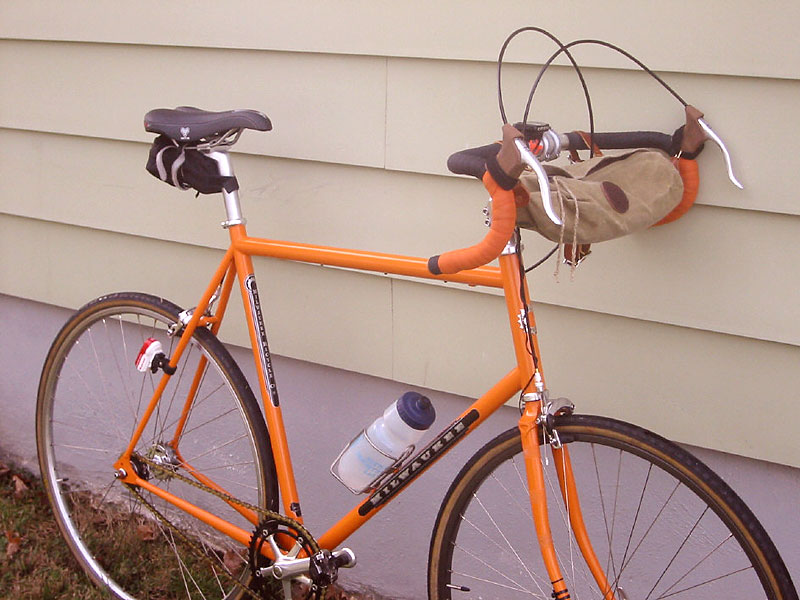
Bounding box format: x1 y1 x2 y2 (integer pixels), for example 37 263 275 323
37 292 278 599
428 414 796 600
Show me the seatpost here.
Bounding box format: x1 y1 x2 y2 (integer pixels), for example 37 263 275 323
208 151 246 228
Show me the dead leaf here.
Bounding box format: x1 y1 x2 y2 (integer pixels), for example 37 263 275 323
12 475 29 499
5 530 23 560
223 548 244 575
292 581 311 600
0 461 10 477
136 521 158 541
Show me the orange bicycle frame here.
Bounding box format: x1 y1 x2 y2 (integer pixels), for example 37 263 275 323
112 159 612 598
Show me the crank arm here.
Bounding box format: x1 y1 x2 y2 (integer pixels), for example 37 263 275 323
260 547 356 580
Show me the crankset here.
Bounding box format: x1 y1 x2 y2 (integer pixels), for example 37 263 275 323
249 518 356 600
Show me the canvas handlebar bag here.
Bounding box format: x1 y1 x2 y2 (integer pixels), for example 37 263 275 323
516 149 683 244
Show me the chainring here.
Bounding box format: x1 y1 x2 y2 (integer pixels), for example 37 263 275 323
249 518 320 599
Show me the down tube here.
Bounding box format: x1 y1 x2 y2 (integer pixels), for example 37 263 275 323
317 369 521 550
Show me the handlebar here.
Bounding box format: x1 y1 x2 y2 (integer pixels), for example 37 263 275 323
428 106 741 276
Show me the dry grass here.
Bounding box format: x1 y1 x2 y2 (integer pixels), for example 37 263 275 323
0 460 386 600
0 460 106 599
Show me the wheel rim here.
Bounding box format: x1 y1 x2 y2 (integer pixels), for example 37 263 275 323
39 302 267 599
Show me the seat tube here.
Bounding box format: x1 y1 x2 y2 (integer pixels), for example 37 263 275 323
229 229 304 522
499 242 570 600
213 149 304 521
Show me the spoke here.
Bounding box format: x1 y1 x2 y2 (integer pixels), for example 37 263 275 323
656 565 754 599
609 448 623 569
172 360 216 436
194 460 257 472
53 443 115 454
179 405 239 439
452 543 543 596
200 537 231 596
645 506 710 600
461 513 523 556
605 462 653 596
450 569 545 597
618 463 652 574
157 343 197 442
117 315 132 412
491 470 535 521
158 520 196 599
657 532 739 598
89 478 118 512
210 562 227 597
180 544 213 599
132 313 158 441
100 318 138 422
471 492 545 595
179 469 259 494
618 479 681 575
157 379 230 445
591 444 621 588
64 338 128 448
180 432 249 464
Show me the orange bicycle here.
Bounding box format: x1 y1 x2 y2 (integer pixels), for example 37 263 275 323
35 31 796 600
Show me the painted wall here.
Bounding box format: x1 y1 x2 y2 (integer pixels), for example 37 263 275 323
1 2 799 595
2 294 799 597
1 2 798 467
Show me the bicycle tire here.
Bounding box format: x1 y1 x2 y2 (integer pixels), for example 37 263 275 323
37 292 278 599
428 414 796 600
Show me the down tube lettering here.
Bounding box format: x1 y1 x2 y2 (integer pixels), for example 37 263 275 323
244 274 280 407
358 409 479 516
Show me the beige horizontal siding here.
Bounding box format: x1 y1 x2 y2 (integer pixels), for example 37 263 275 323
2 40 798 218
386 57 800 217
2 129 798 348
0 214 397 379
1 1 797 80
3 214 798 468
0 40 387 167
1 5 798 467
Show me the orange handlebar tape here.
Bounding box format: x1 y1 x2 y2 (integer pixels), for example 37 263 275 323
654 158 700 226
428 171 517 275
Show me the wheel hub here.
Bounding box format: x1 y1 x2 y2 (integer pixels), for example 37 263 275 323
144 443 180 481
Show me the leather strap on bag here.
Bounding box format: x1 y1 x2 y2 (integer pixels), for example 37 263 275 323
564 131 600 265
568 131 603 163
654 105 703 226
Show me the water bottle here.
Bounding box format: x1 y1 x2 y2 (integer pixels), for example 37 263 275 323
332 392 435 493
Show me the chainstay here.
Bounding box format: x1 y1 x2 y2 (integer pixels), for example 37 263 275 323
127 452 324 599
133 452 320 553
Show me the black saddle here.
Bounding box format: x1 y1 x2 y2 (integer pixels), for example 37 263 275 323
144 106 272 143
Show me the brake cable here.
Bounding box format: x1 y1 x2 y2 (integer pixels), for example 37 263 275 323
498 27 693 271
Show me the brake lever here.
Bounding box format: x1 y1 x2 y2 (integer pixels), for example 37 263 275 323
697 118 744 190
514 138 562 226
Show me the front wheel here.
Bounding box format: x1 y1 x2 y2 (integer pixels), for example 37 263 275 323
37 292 278 599
428 414 796 600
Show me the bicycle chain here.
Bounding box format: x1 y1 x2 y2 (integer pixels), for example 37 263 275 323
125 452 324 600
